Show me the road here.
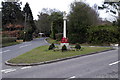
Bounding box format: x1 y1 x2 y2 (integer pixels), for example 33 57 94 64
1 37 49 69
1 37 119 79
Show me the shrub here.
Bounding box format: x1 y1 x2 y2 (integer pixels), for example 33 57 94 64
88 25 119 44
62 45 67 52
17 31 24 40
68 33 86 44
48 43 55 50
75 43 81 50
55 33 63 41
2 37 17 44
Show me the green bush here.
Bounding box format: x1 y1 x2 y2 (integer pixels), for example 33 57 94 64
17 31 24 40
2 37 17 44
24 32 33 41
88 25 119 44
68 33 87 44
55 33 63 41
75 43 81 50
62 45 67 52
48 43 55 50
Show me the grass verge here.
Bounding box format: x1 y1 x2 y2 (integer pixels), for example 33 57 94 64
46 38 60 44
46 38 110 46
2 42 20 47
8 45 112 64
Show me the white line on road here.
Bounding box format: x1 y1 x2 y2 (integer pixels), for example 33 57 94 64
44 38 48 44
109 60 120 66
19 44 32 48
0 50 11 54
1 69 16 74
70 76 76 78
21 66 32 69
65 76 76 80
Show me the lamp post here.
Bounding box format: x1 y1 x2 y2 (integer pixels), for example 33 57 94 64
61 11 69 48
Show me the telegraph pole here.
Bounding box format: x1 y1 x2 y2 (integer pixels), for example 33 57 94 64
23 13 27 41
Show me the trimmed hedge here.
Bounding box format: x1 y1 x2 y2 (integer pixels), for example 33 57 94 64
67 25 119 45
2 37 17 44
88 25 119 44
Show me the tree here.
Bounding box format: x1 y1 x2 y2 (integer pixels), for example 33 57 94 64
98 1 120 25
36 12 51 36
23 2 36 41
36 9 63 37
50 22 56 39
49 12 63 34
98 1 120 44
68 2 99 43
2 1 24 30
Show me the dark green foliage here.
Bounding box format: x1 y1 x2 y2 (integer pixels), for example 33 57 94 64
75 43 81 50
2 2 24 30
49 12 63 33
48 43 55 50
62 45 67 52
2 37 17 44
49 12 63 39
35 9 63 37
55 33 63 41
23 2 36 41
88 25 119 44
24 32 33 41
50 22 56 39
36 13 51 35
17 31 24 40
68 2 99 44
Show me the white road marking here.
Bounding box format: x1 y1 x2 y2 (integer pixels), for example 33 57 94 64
21 66 32 69
19 44 32 48
70 76 76 78
109 60 120 66
44 38 48 43
0 50 11 54
1 69 16 74
65 76 76 80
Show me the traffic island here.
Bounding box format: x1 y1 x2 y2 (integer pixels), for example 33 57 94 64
5 45 114 66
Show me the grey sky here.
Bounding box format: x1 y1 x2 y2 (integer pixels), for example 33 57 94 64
1 0 118 21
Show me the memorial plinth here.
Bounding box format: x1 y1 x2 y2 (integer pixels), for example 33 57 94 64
61 37 69 47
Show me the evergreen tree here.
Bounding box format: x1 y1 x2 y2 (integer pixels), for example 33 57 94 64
23 2 36 41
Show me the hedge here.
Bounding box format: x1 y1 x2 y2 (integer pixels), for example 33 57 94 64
88 25 119 44
2 37 17 44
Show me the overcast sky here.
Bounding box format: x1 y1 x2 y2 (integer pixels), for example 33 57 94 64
1 0 118 21
20 0 104 19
